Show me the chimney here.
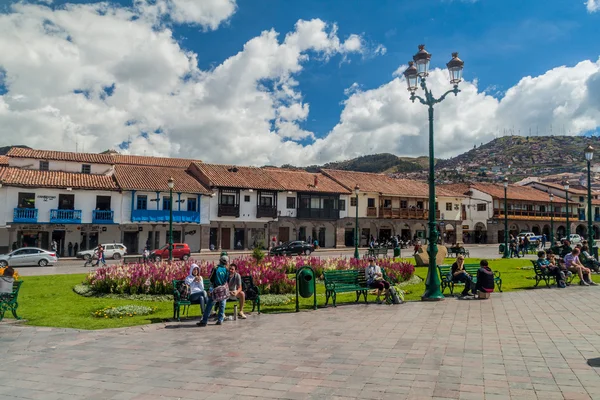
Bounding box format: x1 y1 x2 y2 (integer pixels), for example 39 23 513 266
314 175 318 187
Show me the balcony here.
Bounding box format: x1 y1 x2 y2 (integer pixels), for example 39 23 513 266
366 207 377 217
92 210 114 224
13 208 38 223
218 204 240 218
493 209 578 221
297 208 339 220
50 209 82 224
257 205 277 219
131 209 200 223
378 208 439 220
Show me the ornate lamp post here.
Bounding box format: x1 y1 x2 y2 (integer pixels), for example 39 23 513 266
585 145 595 248
564 181 570 240
354 185 360 259
503 178 509 258
167 177 175 262
550 193 555 247
403 45 464 301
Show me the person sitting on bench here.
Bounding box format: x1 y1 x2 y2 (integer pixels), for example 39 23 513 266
365 258 390 304
564 248 597 286
452 255 473 298
185 264 207 315
580 245 600 272
537 251 565 288
475 260 495 298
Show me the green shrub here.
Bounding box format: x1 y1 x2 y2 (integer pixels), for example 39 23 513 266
93 305 156 318
252 246 265 263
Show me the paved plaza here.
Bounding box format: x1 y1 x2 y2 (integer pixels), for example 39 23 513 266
3 287 600 400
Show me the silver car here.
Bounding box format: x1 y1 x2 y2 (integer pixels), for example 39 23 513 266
0 247 58 267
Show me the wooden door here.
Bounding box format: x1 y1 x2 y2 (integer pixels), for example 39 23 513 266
221 228 231 250
279 227 290 243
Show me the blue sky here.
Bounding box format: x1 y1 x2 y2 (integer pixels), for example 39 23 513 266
0 0 599 164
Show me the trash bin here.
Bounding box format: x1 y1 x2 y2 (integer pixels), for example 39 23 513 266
298 268 315 298
499 243 505 254
394 247 401 257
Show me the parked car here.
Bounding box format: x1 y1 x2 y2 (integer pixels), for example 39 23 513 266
517 232 543 244
269 241 314 256
150 243 191 262
560 234 583 244
0 247 58 267
77 243 128 260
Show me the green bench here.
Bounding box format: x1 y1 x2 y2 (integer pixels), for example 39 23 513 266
438 264 502 295
0 280 23 322
172 276 261 321
323 268 391 307
448 247 470 258
364 248 388 258
530 260 574 288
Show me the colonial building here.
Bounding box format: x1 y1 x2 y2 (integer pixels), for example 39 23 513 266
321 169 464 246
440 183 494 244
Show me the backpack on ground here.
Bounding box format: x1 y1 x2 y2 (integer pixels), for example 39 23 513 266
386 286 403 305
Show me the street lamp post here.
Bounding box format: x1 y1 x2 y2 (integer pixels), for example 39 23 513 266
167 177 175 262
354 185 360 259
564 181 570 240
503 178 509 258
585 145 595 248
550 193 555 247
403 45 464 301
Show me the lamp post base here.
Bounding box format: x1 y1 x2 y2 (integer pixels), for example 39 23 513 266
421 293 445 301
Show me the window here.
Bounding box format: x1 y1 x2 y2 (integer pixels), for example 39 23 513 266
400 200 407 209
383 199 392 208
81 164 91 174
580 196 585 202
287 197 296 209
416 201 424 209
539 205 546 213
477 203 487 212
446 202 453 211
259 196 272 206
18 192 35 209
339 200 346 211
187 198 197 212
435 202 438 210
244 195 251 202
350 197 357 207
367 198 375 208
95 196 111 210
163 197 171 210
58 194 75 210
39 161 49 171
137 195 147 210
221 194 235 205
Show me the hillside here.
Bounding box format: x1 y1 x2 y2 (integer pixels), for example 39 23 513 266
282 153 424 174
0 145 29 155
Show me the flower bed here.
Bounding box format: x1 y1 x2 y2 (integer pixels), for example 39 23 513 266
86 256 415 296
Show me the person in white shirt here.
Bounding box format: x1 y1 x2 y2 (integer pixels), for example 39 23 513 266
185 264 208 315
365 258 390 304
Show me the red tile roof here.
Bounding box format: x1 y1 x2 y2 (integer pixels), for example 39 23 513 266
112 154 199 168
0 167 118 190
321 169 462 198
262 168 350 194
189 163 284 191
471 182 574 203
7 147 114 164
526 181 592 195
114 165 210 194
0 156 8 166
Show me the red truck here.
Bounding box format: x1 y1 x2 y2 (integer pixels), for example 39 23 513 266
150 243 191 262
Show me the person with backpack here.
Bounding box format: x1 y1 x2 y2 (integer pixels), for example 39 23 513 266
185 264 207 316
197 255 230 327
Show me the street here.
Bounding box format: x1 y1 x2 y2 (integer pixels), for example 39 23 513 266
14 243 536 276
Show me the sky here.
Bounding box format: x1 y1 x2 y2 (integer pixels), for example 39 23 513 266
0 0 599 166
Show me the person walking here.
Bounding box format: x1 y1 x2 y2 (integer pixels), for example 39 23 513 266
67 242 73 257
51 240 59 259
73 242 79 256
197 255 230 327
541 234 547 249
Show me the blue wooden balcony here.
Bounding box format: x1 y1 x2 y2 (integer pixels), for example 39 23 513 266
92 210 114 224
13 208 38 223
131 209 200 223
50 209 82 224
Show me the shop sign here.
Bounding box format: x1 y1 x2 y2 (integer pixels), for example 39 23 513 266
21 224 44 231
462 225 470 229
185 230 197 235
51 224 67 230
37 195 56 202
122 225 138 231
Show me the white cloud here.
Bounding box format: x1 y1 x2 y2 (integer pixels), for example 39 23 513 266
1 1 600 167
587 0 600 12
134 0 237 29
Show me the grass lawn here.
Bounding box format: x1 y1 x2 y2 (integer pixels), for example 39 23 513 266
3 257 539 330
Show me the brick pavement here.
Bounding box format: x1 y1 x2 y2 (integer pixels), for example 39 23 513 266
2 288 600 399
